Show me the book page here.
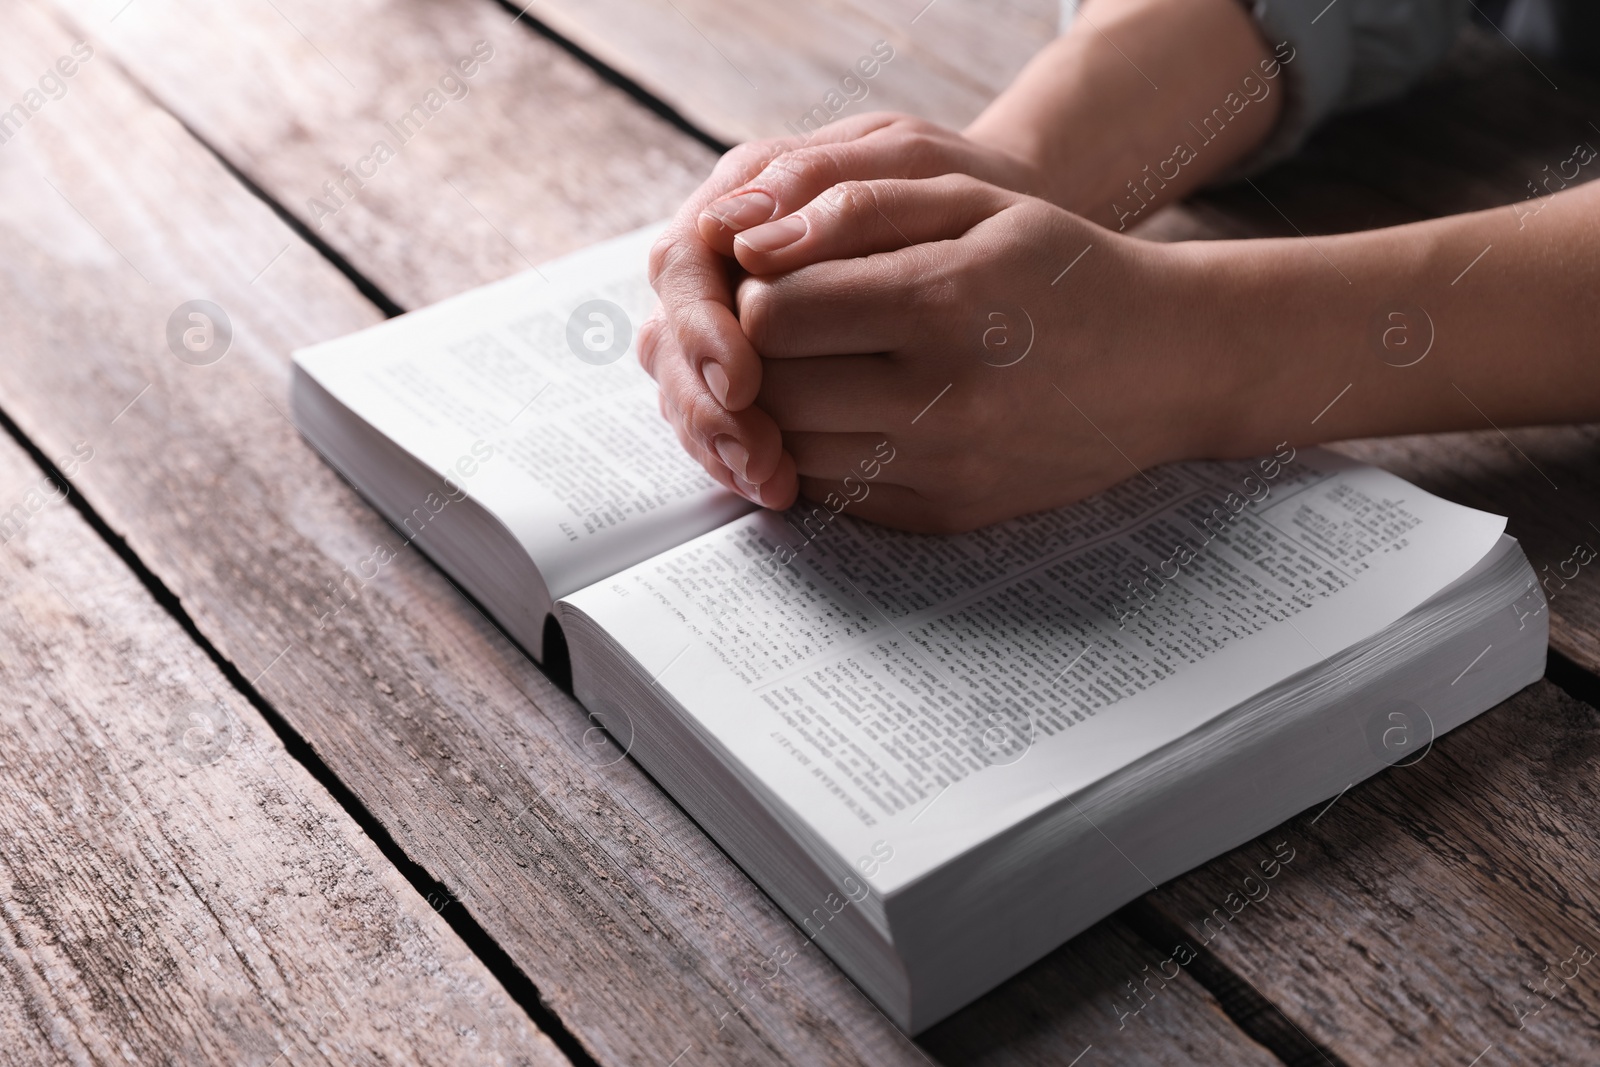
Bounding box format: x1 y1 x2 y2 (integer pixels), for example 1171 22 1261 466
563 449 1506 891
293 224 753 600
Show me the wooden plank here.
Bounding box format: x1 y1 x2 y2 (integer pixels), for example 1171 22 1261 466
922 923 1278 1065
44 5 1600 1064
517 0 1058 145
1247 33 1600 671
0 2 1277 1063
52 0 719 309
1142 680 1600 1065
505 10 1600 1061
0 396 563 1062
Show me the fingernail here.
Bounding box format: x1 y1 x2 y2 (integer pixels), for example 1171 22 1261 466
702 360 731 406
713 435 750 480
703 190 776 231
734 473 766 506
736 215 807 253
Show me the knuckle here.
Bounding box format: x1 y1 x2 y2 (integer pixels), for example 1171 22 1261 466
954 385 998 432
916 502 980 536
684 388 732 438
715 139 782 180
647 231 690 286
889 114 939 136
757 146 833 192
735 279 780 352
900 129 954 173
756 150 808 187
907 262 961 316
929 514 973 536
937 171 989 199
821 179 878 221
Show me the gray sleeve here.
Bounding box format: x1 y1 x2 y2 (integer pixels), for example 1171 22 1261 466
1241 0 1471 169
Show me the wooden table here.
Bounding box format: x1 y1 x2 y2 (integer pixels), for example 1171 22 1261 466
2 2 1597 1064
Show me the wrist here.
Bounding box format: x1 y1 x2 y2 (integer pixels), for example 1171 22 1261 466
1149 238 1289 462
968 0 1282 227
958 122 1052 202
964 33 1128 216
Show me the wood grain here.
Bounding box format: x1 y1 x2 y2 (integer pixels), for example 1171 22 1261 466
0 2 1275 1063
0 386 563 1064
20 3 1600 1065
922 922 1278 1065
52 0 717 309
519 0 1058 145
1143 680 1600 1065
1279 33 1600 675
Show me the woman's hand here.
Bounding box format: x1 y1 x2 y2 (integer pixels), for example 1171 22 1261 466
727 174 1244 533
642 113 1042 505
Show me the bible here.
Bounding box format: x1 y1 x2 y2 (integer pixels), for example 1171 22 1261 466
291 224 1546 1031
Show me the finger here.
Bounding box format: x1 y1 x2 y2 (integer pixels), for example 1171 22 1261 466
659 388 793 506
652 323 788 485
659 389 738 493
785 431 902 482
648 227 764 411
697 120 993 254
656 139 799 285
758 449 800 511
755 355 907 432
637 306 667 378
694 115 908 246
738 240 973 358
733 174 1014 274
795 477 971 534
648 137 808 412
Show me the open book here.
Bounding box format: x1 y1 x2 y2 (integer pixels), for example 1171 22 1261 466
291 225 1547 1032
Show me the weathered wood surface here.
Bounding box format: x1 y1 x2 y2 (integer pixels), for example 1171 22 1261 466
53 0 717 309
922 922 1278 1065
521 0 1058 145
0 395 563 1062
1124 37 1600 1067
14 3 1600 1066
1144 680 1600 1065
1 2 1278 1063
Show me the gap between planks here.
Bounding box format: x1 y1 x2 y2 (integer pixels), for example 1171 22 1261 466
0 370 605 1067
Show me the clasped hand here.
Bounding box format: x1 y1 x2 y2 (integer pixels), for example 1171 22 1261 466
641 114 1229 533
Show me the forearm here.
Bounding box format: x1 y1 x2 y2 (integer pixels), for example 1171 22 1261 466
966 0 1284 228
1176 175 1600 457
